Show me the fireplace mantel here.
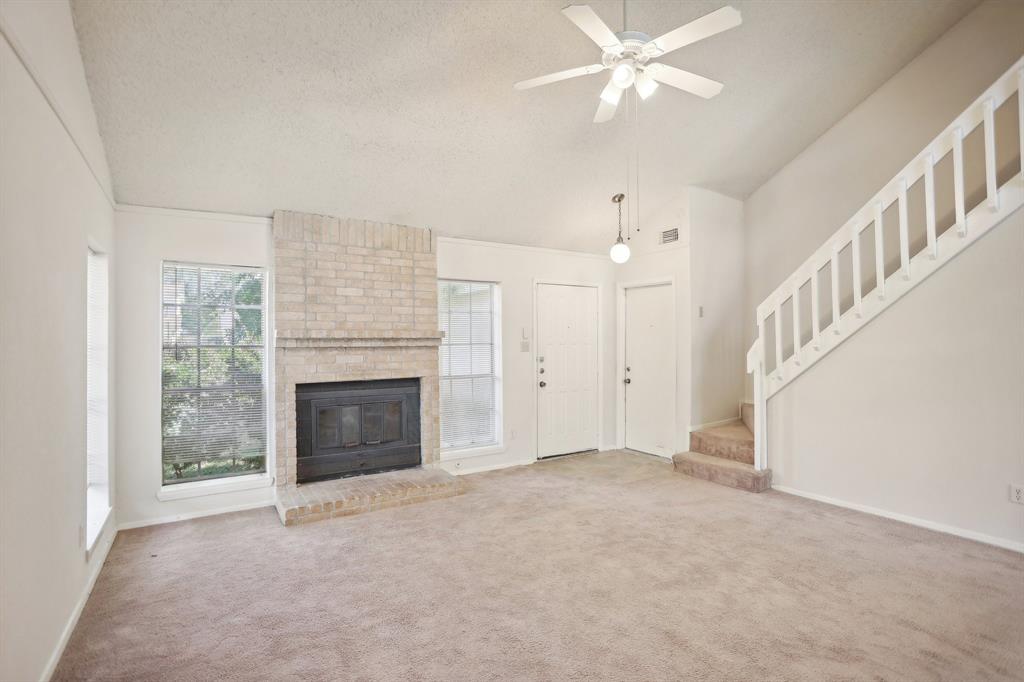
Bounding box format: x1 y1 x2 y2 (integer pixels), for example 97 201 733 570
276 333 442 349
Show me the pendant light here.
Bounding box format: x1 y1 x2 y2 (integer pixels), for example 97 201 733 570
609 193 630 264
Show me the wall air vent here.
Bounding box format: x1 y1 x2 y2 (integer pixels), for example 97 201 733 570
660 228 679 245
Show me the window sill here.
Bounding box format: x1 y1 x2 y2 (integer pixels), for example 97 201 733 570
440 443 505 461
85 485 111 556
157 473 273 502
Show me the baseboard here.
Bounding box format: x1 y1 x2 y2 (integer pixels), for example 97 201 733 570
440 456 536 476
117 500 274 530
773 485 1024 553
40 522 117 681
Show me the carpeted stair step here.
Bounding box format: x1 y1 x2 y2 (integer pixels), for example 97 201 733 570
672 451 772 493
689 421 755 465
741 402 754 433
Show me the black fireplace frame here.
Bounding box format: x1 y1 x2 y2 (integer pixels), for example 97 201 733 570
295 378 421 483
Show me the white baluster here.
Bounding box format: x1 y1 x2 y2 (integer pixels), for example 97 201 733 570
924 153 937 260
851 227 863 317
983 98 998 211
898 179 910 280
791 284 801 366
830 245 841 335
773 304 783 378
757 317 765 372
810 269 821 351
873 202 885 300
953 126 966 236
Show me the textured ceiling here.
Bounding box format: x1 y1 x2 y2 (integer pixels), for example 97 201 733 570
72 0 979 252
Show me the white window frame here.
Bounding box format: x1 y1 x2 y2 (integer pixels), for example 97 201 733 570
438 280 503 458
86 248 111 552
157 261 271 498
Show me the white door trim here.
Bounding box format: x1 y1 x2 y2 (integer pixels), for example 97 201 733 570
616 278 676 454
533 279 603 458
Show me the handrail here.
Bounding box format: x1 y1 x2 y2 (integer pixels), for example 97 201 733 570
746 57 1024 473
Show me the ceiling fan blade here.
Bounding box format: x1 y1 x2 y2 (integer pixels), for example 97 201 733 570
562 5 624 54
644 63 723 99
514 63 606 90
644 6 741 57
594 80 622 123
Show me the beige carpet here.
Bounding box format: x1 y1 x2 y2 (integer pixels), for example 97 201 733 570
55 451 1023 681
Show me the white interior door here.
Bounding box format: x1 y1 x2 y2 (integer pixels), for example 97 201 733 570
536 284 599 458
624 284 675 457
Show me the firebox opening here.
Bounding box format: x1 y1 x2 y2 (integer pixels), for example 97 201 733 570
295 378 421 484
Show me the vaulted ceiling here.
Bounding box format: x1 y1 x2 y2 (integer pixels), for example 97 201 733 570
72 0 979 252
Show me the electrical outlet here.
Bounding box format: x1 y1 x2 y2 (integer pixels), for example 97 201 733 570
1011 484 1024 505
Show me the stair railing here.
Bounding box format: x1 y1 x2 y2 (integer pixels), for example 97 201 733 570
747 57 1024 472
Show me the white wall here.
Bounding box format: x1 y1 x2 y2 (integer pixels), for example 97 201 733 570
0 2 116 679
435 238 618 473
114 206 275 528
744 0 1024 354
769 209 1024 550
689 188 746 427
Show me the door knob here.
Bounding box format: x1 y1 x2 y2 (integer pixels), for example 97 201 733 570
624 378 631 384
539 381 546 387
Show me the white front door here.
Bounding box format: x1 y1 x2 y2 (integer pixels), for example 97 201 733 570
536 283 599 458
624 283 674 457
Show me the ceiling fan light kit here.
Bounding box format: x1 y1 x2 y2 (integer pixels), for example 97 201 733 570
513 4 742 123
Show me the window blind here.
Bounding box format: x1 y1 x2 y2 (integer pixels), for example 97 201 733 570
87 250 109 489
438 280 498 450
161 263 267 483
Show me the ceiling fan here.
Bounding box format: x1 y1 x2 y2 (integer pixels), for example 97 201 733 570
514 4 741 122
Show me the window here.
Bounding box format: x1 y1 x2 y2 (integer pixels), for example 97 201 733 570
438 280 500 451
161 263 267 484
86 249 110 548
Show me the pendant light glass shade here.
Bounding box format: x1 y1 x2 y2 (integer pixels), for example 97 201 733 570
609 236 631 264
635 70 659 100
611 61 636 89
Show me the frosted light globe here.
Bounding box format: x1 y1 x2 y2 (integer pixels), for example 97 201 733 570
611 62 636 89
609 239 631 264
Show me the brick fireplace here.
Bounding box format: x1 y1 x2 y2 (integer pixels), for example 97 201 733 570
272 210 460 524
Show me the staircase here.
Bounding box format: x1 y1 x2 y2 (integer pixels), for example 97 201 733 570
672 404 771 493
744 57 1024 474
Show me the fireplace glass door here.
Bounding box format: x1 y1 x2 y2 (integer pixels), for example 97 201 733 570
296 379 420 483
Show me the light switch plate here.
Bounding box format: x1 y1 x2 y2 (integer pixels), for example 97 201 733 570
520 339 530 352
